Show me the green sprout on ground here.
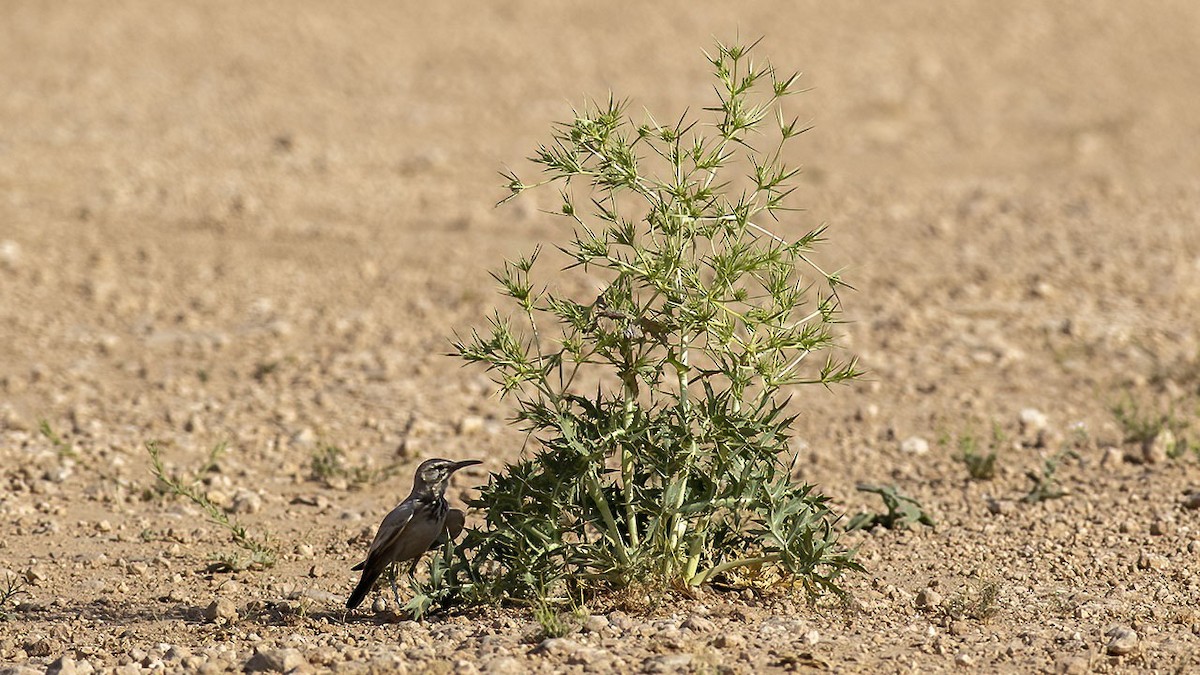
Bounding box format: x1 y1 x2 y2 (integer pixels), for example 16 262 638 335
309 444 401 489
531 599 587 641
955 424 1003 481
409 37 862 617
944 579 1001 622
1111 394 1196 459
38 419 76 459
146 441 277 571
845 484 935 531
0 574 28 621
1021 448 1077 503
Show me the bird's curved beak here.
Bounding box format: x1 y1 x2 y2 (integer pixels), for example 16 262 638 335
450 459 483 472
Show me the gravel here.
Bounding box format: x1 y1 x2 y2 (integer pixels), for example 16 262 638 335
3 3 1200 674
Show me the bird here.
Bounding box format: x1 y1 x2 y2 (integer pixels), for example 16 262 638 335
345 457 482 610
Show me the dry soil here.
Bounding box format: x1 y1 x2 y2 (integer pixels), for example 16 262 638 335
3 2 1200 673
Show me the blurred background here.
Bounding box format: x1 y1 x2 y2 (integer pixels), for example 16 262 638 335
1 0 1198 471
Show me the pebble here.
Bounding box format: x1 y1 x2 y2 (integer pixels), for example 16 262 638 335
713 633 744 649
483 657 524 674
231 489 263 514
0 240 20 268
1019 408 1047 433
23 636 53 657
681 615 715 632
532 638 580 656
1055 656 1090 674
204 598 238 624
901 437 930 455
1105 626 1138 655
1186 491 1200 510
457 416 485 435
1142 431 1172 464
954 652 974 667
916 588 942 609
44 656 93 675
644 653 692 673
244 648 307 673
1136 550 1169 570
582 615 609 633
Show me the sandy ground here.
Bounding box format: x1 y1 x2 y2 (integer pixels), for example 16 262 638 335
2 2 1200 673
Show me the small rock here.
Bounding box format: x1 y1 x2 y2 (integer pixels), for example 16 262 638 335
0 240 20 269
802 630 820 646
1100 446 1124 467
901 437 930 455
94 520 112 533
582 615 609 633
681 615 715 632
308 564 324 578
644 653 692 673
566 648 607 666
1150 519 1169 536
533 638 579 656
204 489 230 509
954 652 975 667
713 633 744 649
1055 655 1090 675
1144 430 1175 464
231 489 263 514
1019 408 1047 434
948 620 969 637
289 428 318 449
371 597 388 613
1136 550 1168 571
45 656 80 675
916 588 942 610
483 657 524 675
203 598 238 624
1105 625 1138 656
23 636 53 657
456 416 485 435
244 648 307 673
25 565 49 586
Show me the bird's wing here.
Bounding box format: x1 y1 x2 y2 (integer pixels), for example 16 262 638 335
431 508 466 549
351 500 415 570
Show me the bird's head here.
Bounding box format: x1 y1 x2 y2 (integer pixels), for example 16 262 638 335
411 457 482 497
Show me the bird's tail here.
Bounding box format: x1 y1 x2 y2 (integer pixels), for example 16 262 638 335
346 568 380 610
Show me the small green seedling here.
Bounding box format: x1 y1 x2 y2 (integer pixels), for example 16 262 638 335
845 484 934 531
146 441 277 571
956 426 1001 481
309 444 400 489
0 574 28 621
1021 449 1077 503
38 419 76 459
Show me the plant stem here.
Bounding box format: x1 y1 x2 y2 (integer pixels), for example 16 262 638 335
692 554 780 586
585 468 631 566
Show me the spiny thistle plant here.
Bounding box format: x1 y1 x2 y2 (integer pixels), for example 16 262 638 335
413 38 861 615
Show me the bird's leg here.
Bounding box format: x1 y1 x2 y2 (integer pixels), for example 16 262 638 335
386 562 402 608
